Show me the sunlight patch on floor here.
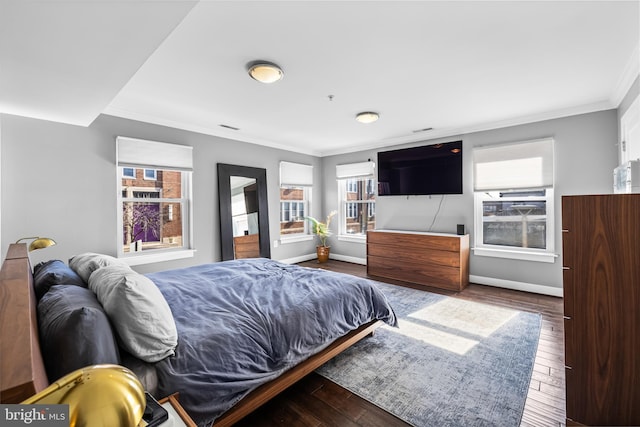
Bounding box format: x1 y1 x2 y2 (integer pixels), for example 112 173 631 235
383 319 479 355
408 298 518 338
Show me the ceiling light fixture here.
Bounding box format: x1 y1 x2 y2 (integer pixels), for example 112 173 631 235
247 60 283 84
355 112 379 124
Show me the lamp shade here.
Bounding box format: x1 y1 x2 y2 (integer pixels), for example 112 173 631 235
22 364 145 427
16 237 57 252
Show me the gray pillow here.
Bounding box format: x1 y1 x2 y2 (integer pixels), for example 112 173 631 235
69 252 130 283
38 285 120 382
88 264 178 363
33 259 87 301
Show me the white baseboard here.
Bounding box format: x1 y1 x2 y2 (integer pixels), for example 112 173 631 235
279 253 367 265
470 274 563 297
278 253 317 264
329 253 367 265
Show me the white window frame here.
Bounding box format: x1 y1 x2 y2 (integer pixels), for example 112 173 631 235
336 162 376 243
122 167 135 178
279 162 314 244
620 94 640 164
116 137 194 265
472 138 556 263
279 186 312 243
280 199 308 223
143 168 157 180
473 189 556 263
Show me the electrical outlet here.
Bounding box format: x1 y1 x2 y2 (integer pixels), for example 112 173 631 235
273 240 279 248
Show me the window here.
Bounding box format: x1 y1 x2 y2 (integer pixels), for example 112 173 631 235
117 137 194 264
477 190 552 249
473 138 556 262
143 168 157 180
337 162 376 239
279 188 310 235
620 95 640 164
279 162 313 239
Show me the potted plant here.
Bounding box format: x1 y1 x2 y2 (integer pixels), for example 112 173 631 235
305 210 337 263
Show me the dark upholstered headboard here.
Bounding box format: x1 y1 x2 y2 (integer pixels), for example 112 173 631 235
0 243 48 402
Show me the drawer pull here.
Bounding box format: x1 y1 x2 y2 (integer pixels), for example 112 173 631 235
563 315 571 320
565 366 572 370
562 266 570 270
562 229 569 233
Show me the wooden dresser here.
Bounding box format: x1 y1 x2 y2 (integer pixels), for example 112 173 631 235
562 194 640 426
233 234 260 259
366 229 469 291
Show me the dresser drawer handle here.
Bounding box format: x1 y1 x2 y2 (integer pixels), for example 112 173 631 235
563 315 571 320
562 266 570 270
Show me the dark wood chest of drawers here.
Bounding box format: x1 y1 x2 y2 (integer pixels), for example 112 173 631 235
366 230 469 291
562 194 640 426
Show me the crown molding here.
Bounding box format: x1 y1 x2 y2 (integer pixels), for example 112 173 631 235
105 96 619 159
102 106 321 157
317 100 614 157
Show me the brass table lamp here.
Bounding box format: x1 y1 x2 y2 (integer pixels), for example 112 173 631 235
22 364 146 427
15 236 57 252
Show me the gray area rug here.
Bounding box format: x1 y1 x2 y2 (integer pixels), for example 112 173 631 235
316 282 541 427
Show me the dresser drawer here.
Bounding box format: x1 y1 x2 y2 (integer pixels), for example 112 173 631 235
367 255 462 290
367 231 461 252
367 244 460 268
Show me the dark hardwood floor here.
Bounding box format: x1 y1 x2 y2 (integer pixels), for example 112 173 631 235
236 260 566 427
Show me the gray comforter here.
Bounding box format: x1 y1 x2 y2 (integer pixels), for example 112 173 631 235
146 258 396 426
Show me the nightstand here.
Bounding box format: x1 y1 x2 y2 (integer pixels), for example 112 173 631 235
157 393 197 427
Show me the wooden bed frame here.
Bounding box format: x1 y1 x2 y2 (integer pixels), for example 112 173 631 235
0 243 381 425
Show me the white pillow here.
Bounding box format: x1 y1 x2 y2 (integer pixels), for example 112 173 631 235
88 264 178 363
69 252 129 283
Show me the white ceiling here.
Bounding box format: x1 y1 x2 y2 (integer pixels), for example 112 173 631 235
2 1 639 157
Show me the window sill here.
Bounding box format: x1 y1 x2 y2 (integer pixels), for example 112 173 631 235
472 247 557 263
337 234 366 243
280 235 314 244
120 249 196 266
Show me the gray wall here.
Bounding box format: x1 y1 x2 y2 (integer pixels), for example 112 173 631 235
323 109 619 291
0 113 323 273
0 108 620 288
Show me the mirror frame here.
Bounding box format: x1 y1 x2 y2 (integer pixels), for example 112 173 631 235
217 163 271 261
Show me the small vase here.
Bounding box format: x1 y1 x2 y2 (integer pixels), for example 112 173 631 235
316 245 330 263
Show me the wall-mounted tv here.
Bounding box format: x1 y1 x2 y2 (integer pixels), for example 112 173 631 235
377 140 463 196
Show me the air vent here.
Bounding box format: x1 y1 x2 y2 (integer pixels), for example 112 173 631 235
412 127 433 133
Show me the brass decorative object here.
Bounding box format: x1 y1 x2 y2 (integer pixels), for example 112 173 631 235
22 364 145 427
15 236 57 252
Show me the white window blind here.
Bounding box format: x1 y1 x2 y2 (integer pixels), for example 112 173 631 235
117 136 193 171
336 161 375 179
473 138 554 191
280 161 313 186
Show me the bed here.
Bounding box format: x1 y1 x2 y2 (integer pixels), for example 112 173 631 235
0 244 396 426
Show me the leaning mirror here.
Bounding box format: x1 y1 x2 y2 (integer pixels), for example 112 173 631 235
217 164 271 261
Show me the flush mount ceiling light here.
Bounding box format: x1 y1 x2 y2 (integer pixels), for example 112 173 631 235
355 111 379 124
247 61 283 83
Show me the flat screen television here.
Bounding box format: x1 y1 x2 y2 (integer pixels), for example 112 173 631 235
377 140 463 196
